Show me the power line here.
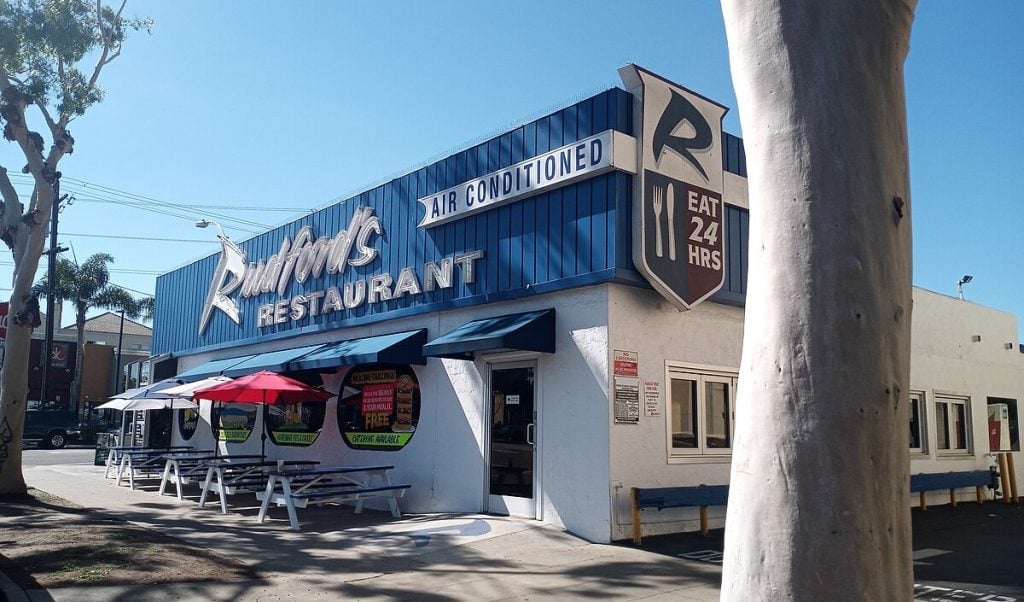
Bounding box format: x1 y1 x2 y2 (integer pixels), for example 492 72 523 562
62 232 218 244
7 173 285 234
0 261 163 275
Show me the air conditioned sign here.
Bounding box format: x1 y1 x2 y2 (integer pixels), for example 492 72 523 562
619 65 728 310
417 129 636 228
199 206 484 335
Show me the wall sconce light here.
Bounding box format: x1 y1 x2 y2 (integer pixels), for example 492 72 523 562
1005 343 1014 350
971 335 982 342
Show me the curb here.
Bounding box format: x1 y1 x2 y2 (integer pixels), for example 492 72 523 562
0 568 29 602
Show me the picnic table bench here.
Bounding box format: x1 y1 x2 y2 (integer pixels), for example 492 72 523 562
102 445 192 479
198 459 320 513
256 465 410 531
116 448 213 489
158 453 266 500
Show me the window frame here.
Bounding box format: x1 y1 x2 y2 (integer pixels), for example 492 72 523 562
665 362 737 459
934 394 972 456
908 390 927 456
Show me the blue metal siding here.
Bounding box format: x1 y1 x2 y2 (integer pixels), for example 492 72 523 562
153 86 748 356
153 88 635 356
711 204 750 306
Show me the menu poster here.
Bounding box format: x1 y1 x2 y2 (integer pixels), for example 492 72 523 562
338 363 420 451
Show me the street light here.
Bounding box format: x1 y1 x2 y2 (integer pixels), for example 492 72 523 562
195 219 227 239
957 275 973 300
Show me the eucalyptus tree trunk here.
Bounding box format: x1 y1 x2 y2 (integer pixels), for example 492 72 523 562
0 182 53 495
719 1 917 599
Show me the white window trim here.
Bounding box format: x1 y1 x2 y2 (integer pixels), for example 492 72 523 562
665 361 737 460
909 389 928 457
933 393 972 456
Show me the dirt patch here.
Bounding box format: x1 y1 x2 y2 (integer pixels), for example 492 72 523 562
0 488 259 590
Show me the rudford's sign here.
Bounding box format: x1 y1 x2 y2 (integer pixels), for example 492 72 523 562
199 206 484 334
619 64 728 311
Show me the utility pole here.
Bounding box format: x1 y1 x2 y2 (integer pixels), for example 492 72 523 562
40 173 68 412
115 309 125 393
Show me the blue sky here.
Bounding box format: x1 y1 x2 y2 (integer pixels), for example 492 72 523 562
2 1 1022 340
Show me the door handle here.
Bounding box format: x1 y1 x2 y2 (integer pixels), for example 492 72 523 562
526 423 535 446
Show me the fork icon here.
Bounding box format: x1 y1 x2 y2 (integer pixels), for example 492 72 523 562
653 186 664 257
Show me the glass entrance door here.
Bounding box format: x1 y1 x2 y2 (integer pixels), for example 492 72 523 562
487 363 537 517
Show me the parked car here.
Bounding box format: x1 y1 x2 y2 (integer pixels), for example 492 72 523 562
23 410 82 449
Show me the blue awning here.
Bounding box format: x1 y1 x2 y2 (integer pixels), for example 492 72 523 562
288 330 428 371
422 309 555 360
222 343 325 377
174 354 258 382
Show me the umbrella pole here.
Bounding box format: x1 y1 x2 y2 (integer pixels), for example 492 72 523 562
261 404 267 460
167 396 173 452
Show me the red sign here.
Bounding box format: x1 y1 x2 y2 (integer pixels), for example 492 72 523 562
361 383 395 415
0 302 8 339
613 350 639 377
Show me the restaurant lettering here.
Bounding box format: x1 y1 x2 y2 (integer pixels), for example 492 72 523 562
198 206 484 334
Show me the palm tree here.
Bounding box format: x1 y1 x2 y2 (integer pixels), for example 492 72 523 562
34 253 143 411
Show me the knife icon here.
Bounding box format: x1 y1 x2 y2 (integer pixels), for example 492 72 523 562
667 183 676 261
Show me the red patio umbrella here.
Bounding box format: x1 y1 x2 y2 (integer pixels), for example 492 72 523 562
193 370 333 456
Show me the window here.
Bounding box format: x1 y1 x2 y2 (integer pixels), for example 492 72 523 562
986 397 1020 452
666 363 736 456
909 391 926 454
934 395 971 454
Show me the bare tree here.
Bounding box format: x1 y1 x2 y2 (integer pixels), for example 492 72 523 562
719 0 918 598
0 0 148 495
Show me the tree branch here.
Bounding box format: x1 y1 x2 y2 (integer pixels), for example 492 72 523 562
0 168 24 255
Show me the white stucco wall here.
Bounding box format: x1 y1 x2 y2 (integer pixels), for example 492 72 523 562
171 285 612 542
168 282 1024 544
606 283 745 541
607 284 1024 541
909 288 1024 504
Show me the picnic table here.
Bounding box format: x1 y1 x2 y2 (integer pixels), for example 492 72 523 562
255 465 410 531
158 453 266 500
102 445 192 479
198 459 320 513
116 448 214 489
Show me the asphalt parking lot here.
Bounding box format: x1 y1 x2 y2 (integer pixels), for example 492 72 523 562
627 501 1024 601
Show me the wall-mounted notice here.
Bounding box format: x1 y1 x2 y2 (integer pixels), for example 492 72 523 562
613 350 638 377
614 376 640 424
644 381 661 417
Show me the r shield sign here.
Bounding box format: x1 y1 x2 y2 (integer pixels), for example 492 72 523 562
619 65 729 310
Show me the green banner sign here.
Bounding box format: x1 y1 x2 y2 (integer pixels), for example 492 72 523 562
219 428 251 442
272 431 320 445
344 432 413 448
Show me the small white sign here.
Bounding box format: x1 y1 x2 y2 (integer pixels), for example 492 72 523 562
506 394 521 405
417 130 636 228
644 380 661 417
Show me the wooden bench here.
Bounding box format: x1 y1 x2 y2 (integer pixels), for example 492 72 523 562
909 470 995 510
631 484 729 545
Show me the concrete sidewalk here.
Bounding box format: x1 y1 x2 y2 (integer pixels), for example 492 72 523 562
17 461 721 601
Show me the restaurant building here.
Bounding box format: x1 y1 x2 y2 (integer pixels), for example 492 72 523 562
151 66 1024 543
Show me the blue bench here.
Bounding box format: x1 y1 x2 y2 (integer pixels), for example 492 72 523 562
631 485 729 545
909 470 995 510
